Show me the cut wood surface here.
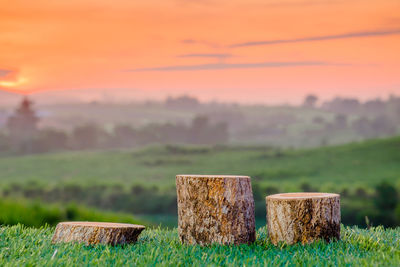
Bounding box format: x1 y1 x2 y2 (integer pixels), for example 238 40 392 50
176 175 256 245
266 192 340 245
52 222 145 246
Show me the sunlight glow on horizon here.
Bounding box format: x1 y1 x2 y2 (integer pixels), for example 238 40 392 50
0 77 28 88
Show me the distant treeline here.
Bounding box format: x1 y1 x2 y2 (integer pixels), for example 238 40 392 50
2 180 399 228
0 115 228 155
303 95 400 140
1 94 400 154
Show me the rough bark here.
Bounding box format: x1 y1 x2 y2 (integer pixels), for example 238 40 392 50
176 175 256 245
266 193 340 245
52 222 145 246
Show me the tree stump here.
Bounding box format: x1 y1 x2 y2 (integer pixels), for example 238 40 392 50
176 175 256 245
266 193 340 245
52 222 145 246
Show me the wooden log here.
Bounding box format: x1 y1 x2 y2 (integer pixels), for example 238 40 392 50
266 193 340 245
176 175 256 245
52 222 145 246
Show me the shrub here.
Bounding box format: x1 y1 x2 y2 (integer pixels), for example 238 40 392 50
0 198 144 227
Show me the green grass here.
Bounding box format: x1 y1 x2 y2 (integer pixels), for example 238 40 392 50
135 214 269 230
0 225 399 266
0 198 146 228
0 136 399 190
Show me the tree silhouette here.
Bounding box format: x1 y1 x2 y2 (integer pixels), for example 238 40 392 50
303 94 318 108
7 97 39 153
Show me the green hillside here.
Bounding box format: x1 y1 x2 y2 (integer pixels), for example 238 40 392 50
0 136 399 189
0 136 399 228
0 225 399 266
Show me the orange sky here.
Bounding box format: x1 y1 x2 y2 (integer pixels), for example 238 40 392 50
0 0 399 103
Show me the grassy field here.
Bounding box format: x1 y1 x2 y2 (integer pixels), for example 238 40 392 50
0 136 399 228
0 136 399 190
0 225 399 266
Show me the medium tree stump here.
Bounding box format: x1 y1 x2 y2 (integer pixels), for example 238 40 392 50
266 193 340 245
176 175 256 245
52 222 145 246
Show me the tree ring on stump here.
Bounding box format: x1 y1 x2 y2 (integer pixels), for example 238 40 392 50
266 192 340 245
269 192 339 199
52 222 145 246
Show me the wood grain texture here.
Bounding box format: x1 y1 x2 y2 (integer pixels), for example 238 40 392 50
176 175 256 245
52 222 145 246
266 193 340 245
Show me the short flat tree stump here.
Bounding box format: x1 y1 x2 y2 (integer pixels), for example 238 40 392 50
266 193 340 245
176 175 256 245
52 222 145 246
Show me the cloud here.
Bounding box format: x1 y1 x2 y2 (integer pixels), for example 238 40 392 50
181 39 221 48
175 0 216 7
262 0 343 8
230 29 400 48
0 69 12 78
177 53 233 59
385 17 400 26
129 61 343 72
181 39 196 44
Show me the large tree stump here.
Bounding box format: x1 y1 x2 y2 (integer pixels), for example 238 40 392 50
176 175 256 245
52 222 145 246
266 193 340 245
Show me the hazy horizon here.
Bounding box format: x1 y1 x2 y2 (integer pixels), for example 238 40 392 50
1 88 400 106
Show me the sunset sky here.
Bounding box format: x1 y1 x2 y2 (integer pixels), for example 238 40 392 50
0 0 399 103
